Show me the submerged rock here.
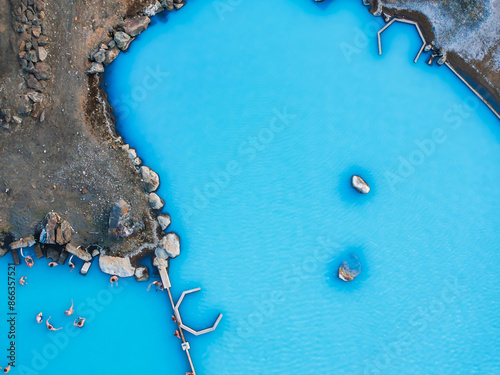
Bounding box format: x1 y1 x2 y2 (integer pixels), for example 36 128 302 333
156 233 180 259
338 255 361 282
108 199 134 239
140 166 160 192
351 175 370 194
148 193 164 210
157 214 171 231
99 255 135 277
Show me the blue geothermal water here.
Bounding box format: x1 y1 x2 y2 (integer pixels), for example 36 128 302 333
2 0 500 374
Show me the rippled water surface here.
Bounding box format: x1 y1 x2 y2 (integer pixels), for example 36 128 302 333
3 0 500 374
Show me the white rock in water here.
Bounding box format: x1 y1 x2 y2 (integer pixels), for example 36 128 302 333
351 175 370 194
99 255 135 277
80 261 91 276
157 214 171 231
156 233 180 259
149 192 164 210
140 166 160 192
134 266 149 282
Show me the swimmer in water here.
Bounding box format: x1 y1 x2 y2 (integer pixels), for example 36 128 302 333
147 281 163 291
48 262 58 267
65 300 74 316
19 276 27 285
110 275 118 286
36 312 43 323
25 256 34 268
73 317 86 328
46 317 62 331
68 255 75 272
2 365 11 373
174 330 181 339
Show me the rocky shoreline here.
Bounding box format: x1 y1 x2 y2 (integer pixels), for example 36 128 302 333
0 0 186 279
1 0 499 279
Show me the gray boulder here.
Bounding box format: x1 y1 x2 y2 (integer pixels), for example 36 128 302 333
351 175 370 194
34 62 51 80
0 247 9 258
66 243 92 262
108 199 134 239
157 214 171 231
88 62 104 74
122 16 151 37
80 261 92 276
27 91 44 103
99 255 135 277
10 236 36 249
148 193 164 210
104 47 120 66
114 31 132 51
134 266 149 282
156 233 180 259
338 255 361 282
37 46 47 61
140 166 160 192
93 49 106 63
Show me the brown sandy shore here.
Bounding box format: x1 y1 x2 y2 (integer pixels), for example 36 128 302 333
0 0 499 273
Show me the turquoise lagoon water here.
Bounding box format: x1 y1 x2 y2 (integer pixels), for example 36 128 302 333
3 0 500 374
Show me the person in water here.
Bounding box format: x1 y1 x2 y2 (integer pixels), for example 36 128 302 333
48 262 58 267
19 276 27 285
36 312 43 323
65 300 74 316
110 275 118 286
46 317 62 331
25 256 34 268
73 317 86 328
68 255 75 272
174 330 181 339
147 281 163 291
171 315 177 322
1 365 11 373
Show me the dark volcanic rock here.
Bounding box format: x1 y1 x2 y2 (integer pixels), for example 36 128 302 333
56 220 72 245
46 246 61 262
40 211 61 244
108 199 134 239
